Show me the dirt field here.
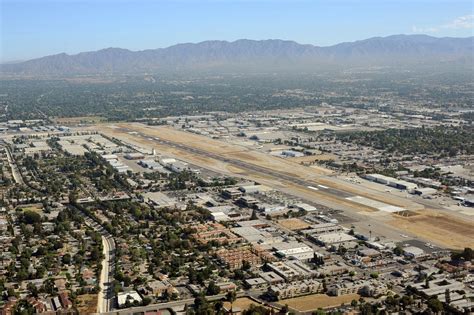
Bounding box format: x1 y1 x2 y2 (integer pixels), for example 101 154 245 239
223 297 268 311
53 116 105 125
282 293 360 312
278 218 311 231
389 210 474 249
76 294 98 314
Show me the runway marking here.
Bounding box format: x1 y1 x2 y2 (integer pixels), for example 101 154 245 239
346 196 404 213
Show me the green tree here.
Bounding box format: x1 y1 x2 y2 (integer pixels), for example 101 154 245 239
226 290 237 313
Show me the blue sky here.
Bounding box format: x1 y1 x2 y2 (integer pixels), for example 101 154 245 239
1 0 473 62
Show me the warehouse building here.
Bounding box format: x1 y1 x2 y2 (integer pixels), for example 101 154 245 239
364 173 418 191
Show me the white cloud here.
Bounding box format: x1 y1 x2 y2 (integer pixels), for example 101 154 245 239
443 14 474 29
412 14 474 34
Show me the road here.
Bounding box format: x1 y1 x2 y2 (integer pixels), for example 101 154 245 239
98 234 115 313
3 145 24 185
100 289 266 315
80 212 116 314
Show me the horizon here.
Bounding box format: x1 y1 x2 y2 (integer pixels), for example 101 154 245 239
1 0 473 63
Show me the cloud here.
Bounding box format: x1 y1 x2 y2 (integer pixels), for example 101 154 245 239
412 14 474 33
443 14 474 29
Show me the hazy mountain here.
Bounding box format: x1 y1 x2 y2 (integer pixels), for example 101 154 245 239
2 35 473 75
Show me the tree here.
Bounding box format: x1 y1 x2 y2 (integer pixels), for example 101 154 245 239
349 270 356 280
19 210 41 224
62 253 72 265
206 281 220 296
243 304 271 315
250 209 258 220
445 288 451 305
427 297 443 313
226 290 237 313
242 260 251 271
27 282 38 297
393 245 403 256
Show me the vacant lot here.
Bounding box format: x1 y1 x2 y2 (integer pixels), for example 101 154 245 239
278 218 311 231
76 294 98 314
282 293 360 312
223 297 269 311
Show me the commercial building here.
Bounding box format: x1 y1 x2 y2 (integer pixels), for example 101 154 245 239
125 152 145 160
272 241 315 261
312 232 357 247
222 188 243 200
237 196 259 208
293 203 317 212
403 246 425 259
302 223 343 236
281 150 305 158
238 185 263 194
267 261 317 281
269 279 323 299
117 291 142 308
245 277 268 289
260 272 285 285
142 192 178 208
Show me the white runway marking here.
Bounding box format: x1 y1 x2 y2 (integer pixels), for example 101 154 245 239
346 195 405 213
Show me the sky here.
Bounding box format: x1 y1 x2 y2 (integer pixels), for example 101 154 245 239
1 0 473 62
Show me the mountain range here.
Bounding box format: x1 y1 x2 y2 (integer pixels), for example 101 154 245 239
2 35 473 75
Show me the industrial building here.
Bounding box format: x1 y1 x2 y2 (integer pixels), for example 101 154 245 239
364 173 418 191
312 232 358 247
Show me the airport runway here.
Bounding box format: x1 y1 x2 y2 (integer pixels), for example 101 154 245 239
97 123 474 249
